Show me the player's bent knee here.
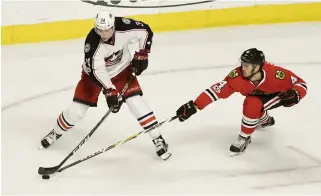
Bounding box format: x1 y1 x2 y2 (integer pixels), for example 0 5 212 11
243 96 263 117
123 91 143 101
63 102 89 122
124 94 142 104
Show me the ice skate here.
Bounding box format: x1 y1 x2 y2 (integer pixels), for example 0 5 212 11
229 134 251 157
152 135 172 160
258 116 275 129
40 129 62 149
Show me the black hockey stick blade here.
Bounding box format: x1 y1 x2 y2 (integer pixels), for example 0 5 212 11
38 164 61 175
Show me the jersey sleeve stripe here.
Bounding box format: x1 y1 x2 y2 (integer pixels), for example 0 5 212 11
294 83 307 91
208 87 219 100
206 89 218 101
204 90 215 102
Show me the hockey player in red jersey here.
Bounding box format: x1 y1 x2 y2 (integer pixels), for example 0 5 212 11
176 48 307 156
40 10 171 160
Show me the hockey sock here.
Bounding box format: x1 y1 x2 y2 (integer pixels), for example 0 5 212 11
126 96 161 139
241 114 259 135
259 111 270 124
55 102 89 134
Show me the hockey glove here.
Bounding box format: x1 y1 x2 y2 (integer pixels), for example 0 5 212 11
132 49 148 76
104 89 122 113
278 88 300 107
176 100 198 122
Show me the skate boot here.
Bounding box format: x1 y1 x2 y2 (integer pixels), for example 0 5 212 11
152 135 172 160
230 134 252 157
40 129 62 149
259 116 275 129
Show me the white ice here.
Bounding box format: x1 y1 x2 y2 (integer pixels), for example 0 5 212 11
2 22 321 195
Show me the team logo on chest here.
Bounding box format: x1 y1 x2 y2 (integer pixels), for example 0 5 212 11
104 50 124 67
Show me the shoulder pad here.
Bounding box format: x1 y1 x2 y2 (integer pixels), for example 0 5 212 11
114 17 149 31
228 69 240 79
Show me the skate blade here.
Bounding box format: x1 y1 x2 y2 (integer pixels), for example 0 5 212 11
229 151 246 157
38 143 50 150
38 144 49 150
257 125 268 130
160 152 172 160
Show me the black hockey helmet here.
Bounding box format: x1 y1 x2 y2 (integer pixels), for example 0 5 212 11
240 48 265 66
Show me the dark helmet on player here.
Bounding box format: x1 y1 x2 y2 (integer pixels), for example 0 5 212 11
240 48 265 80
240 48 265 67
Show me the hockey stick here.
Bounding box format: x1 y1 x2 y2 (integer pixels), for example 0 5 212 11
38 76 134 175
56 116 178 173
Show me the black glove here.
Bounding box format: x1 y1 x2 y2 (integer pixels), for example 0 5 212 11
132 49 148 76
104 89 122 113
176 100 198 122
278 88 300 107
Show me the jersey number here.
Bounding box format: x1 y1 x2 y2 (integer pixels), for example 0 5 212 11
83 58 92 74
212 81 227 93
135 21 144 27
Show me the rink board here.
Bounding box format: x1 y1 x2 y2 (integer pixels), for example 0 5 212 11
2 2 321 45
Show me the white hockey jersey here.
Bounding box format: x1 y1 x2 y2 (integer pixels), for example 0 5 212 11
82 17 153 90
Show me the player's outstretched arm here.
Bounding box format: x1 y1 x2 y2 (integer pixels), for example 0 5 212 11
176 78 235 122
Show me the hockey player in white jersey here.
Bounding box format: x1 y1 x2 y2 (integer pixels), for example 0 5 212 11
40 10 171 160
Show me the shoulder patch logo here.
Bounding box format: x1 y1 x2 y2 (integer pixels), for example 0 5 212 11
211 81 227 94
228 70 239 78
122 18 131 24
291 76 298 84
276 70 286 80
84 43 90 53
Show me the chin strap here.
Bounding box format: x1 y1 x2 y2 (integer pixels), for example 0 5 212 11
248 65 261 81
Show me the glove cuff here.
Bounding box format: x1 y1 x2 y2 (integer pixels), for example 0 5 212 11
134 50 148 60
293 88 300 103
103 88 118 97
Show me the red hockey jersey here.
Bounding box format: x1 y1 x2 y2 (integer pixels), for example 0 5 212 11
194 62 307 109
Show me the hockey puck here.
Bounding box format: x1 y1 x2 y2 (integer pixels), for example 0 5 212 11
42 175 50 180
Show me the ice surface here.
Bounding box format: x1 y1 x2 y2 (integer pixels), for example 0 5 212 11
2 22 321 195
